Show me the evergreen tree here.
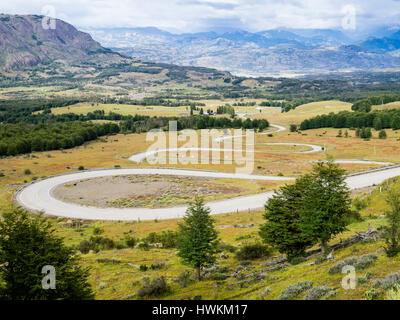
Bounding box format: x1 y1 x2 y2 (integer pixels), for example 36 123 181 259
177 197 219 280
300 161 352 253
0 209 94 300
360 127 372 139
392 116 400 130
259 176 316 259
374 117 383 131
382 187 400 257
379 130 387 139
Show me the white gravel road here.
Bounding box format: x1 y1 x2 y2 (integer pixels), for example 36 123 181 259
129 142 323 163
14 124 399 221
15 165 400 221
129 124 321 163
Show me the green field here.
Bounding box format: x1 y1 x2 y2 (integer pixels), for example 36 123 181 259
2 97 400 300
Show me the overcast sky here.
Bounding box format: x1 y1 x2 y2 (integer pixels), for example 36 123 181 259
1 0 400 33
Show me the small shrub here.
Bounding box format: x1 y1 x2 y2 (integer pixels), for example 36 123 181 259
386 283 400 300
235 243 272 261
235 234 253 241
137 241 150 251
78 166 85 171
289 256 306 265
304 286 336 300
218 242 237 253
384 246 400 258
210 272 229 281
345 210 363 224
90 236 116 251
217 266 230 273
352 197 369 211
76 235 116 253
328 254 378 274
139 264 148 272
259 287 271 300
150 261 166 270
240 260 252 266
77 240 92 254
177 270 195 288
278 281 313 300
373 270 400 289
24 169 32 175
124 235 137 248
137 276 171 298
314 255 327 265
356 254 379 269
96 258 121 264
93 227 104 235
379 130 387 139
363 288 383 300
144 231 178 248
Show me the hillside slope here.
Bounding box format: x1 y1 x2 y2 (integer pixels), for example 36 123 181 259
0 14 125 70
0 14 237 98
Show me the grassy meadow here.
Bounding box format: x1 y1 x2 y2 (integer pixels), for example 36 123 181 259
1 99 400 300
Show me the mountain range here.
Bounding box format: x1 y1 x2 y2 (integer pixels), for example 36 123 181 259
3 13 400 80
0 14 235 96
86 26 400 76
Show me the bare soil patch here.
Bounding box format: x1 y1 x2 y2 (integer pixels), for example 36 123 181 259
52 174 254 209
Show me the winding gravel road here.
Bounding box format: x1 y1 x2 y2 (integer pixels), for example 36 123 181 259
129 124 320 163
15 165 400 221
15 123 400 221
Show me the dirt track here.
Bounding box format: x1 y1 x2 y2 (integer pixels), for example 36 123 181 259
15 124 400 221
15 165 400 221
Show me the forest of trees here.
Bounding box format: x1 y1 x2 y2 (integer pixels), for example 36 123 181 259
0 121 120 156
351 94 400 112
216 105 235 117
259 99 307 112
300 109 400 131
0 98 270 157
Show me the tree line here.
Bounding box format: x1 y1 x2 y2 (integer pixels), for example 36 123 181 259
0 121 120 156
300 109 400 131
0 111 269 156
351 94 400 112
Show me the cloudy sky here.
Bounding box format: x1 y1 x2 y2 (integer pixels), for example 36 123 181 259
1 0 400 33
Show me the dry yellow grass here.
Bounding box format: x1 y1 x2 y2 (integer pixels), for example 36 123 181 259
47 103 191 117
253 100 352 126
372 101 400 111
2 99 400 300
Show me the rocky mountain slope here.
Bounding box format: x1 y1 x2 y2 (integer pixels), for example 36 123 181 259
87 27 400 76
0 14 236 97
0 14 127 70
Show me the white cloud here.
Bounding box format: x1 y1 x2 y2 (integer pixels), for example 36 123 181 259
1 0 400 33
